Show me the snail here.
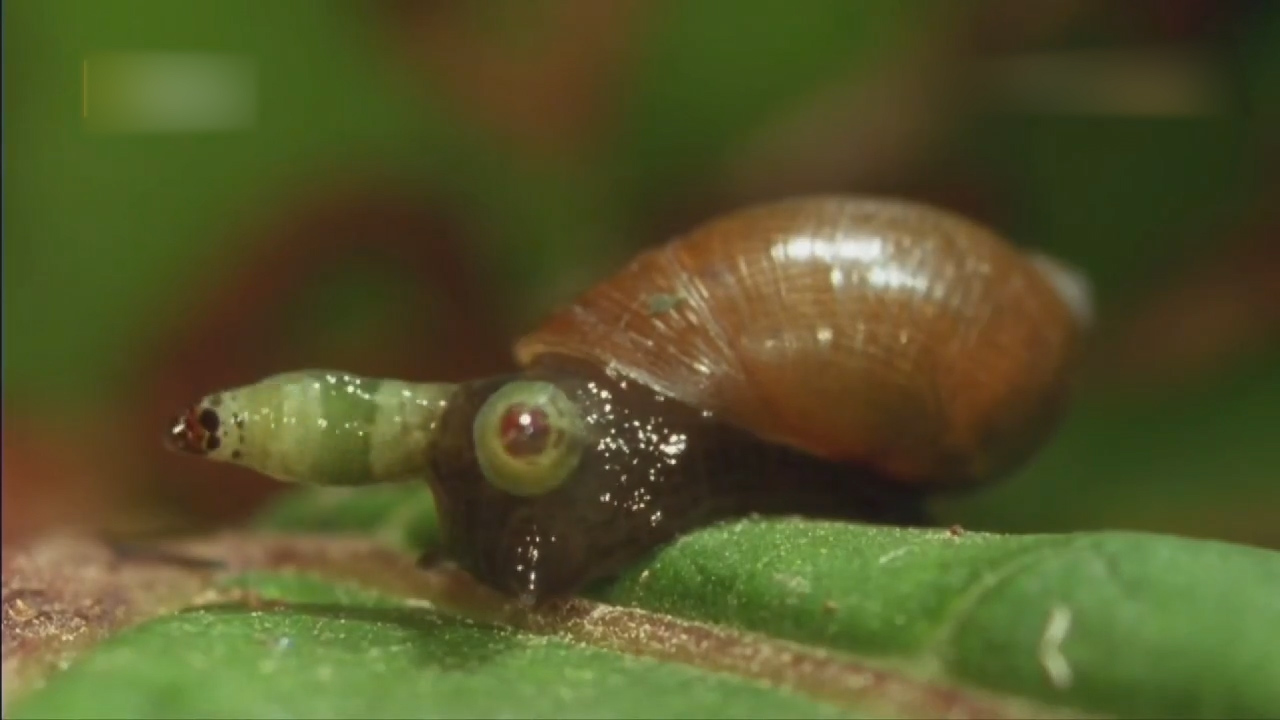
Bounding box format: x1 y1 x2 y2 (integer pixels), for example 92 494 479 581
166 195 1092 603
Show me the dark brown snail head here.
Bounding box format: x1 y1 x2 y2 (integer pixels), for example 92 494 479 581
424 354 718 602
427 351 942 602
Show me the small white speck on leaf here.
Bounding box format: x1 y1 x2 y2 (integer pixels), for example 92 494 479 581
773 573 811 594
877 546 912 565
1039 604 1074 690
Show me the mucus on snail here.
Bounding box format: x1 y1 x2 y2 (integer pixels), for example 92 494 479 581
166 195 1092 604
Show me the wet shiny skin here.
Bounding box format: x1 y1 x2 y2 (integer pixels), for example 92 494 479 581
423 353 931 603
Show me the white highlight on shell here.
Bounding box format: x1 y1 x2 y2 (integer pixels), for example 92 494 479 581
1030 252 1095 329
867 265 931 294
771 233 886 264
772 232 934 295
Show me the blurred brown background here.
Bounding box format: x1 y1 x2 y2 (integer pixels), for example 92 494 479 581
4 0 1278 550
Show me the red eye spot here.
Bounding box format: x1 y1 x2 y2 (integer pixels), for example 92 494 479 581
498 403 553 458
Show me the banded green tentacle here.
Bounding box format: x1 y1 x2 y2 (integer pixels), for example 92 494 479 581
175 370 456 487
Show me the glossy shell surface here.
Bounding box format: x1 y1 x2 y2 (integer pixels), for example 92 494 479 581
515 196 1086 487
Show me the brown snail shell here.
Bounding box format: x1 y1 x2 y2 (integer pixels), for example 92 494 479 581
516 195 1090 489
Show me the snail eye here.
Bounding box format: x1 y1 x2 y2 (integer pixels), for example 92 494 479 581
499 404 553 457
474 381 585 497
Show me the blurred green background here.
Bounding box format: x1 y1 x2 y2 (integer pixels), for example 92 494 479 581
4 0 1278 549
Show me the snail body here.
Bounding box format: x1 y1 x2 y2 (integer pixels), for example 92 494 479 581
168 195 1091 602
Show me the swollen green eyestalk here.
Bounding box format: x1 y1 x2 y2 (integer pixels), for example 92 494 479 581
166 370 456 487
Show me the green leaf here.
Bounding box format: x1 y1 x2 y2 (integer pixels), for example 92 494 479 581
600 521 1280 719
9 574 852 720
6 494 1279 719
